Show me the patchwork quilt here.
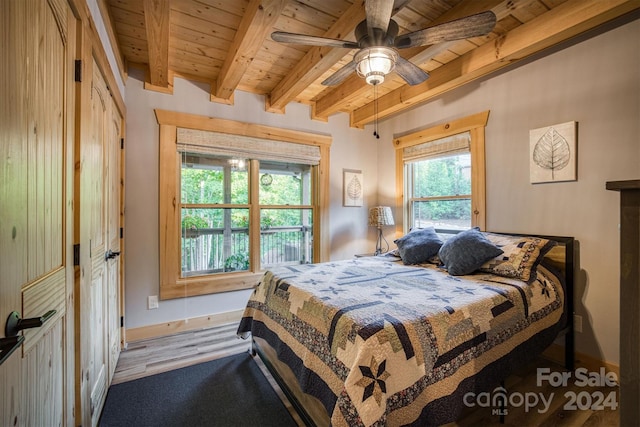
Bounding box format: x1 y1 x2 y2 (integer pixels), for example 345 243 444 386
238 257 564 426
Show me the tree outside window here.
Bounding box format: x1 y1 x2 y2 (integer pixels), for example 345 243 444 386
394 111 489 235
408 152 472 230
179 155 314 277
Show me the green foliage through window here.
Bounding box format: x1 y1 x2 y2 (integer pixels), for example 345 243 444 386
408 152 471 230
180 154 313 277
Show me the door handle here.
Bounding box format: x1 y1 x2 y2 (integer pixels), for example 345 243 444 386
1 310 56 366
5 310 57 337
0 335 24 366
105 249 121 261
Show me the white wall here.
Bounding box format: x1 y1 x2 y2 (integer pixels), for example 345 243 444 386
123 71 381 329
377 17 640 365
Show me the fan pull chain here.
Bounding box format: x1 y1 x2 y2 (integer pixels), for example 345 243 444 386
373 84 380 139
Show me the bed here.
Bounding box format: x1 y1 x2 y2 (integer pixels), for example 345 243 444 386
237 229 574 426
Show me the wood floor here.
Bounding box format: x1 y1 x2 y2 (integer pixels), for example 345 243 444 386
112 324 620 426
112 322 251 384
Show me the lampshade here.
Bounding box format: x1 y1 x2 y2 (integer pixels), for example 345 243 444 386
355 47 398 86
368 206 395 228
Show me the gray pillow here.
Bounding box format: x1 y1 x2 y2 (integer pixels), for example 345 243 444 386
394 227 443 265
438 228 504 275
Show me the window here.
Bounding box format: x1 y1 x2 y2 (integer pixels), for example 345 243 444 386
407 147 471 230
180 153 251 276
156 110 331 299
258 161 313 269
180 156 314 276
394 111 489 234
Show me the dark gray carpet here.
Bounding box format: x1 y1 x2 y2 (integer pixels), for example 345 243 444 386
99 352 298 427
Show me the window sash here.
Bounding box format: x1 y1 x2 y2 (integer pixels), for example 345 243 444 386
407 152 471 199
405 152 472 230
259 208 313 270
181 207 250 276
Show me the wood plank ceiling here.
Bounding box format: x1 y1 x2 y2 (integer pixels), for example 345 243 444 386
104 0 639 128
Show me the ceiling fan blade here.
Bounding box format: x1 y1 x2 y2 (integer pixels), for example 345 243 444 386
394 57 430 86
395 11 497 49
366 0 394 36
321 61 358 86
271 32 359 49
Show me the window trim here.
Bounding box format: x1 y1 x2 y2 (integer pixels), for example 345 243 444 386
155 109 331 300
393 111 489 236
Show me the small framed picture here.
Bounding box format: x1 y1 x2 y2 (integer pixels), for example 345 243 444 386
343 169 363 207
529 121 577 183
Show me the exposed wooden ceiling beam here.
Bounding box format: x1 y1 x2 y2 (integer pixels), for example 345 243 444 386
266 1 366 113
351 0 640 127
143 0 170 88
213 0 288 102
313 0 505 120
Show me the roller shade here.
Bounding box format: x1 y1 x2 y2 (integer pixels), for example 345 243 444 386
177 128 321 165
402 131 470 163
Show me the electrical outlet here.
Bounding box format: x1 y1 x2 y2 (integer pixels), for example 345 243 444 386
148 295 159 310
573 314 583 333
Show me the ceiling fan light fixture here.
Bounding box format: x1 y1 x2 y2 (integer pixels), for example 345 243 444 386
355 47 398 86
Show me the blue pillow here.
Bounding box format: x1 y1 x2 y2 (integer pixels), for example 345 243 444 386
394 227 443 265
438 228 504 275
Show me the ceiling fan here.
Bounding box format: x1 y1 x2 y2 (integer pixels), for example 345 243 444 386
271 0 497 87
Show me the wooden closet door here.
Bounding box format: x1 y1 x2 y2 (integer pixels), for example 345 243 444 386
88 61 109 426
105 82 123 384
75 57 123 427
0 0 76 425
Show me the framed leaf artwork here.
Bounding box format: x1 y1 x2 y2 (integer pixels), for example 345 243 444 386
343 169 363 206
529 121 577 183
